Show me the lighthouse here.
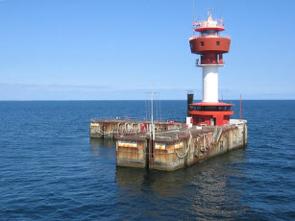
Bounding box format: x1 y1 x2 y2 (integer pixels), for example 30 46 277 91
188 13 233 126
92 12 248 171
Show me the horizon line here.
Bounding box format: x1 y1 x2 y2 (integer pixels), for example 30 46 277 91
0 99 294 102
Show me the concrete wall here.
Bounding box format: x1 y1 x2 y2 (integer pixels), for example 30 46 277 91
115 119 248 171
150 120 247 171
90 120 186 139
116 140 147 168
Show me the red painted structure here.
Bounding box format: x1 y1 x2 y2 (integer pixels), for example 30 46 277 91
188 15 234 126
189 102 233 126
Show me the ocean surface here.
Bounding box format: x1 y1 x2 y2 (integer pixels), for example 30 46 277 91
0 100 294 221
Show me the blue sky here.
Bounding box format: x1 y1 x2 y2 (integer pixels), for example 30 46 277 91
0 0 294 100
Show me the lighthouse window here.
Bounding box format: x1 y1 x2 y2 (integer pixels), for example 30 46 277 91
194 106 201 111
216 41 220 46
200 41 204 46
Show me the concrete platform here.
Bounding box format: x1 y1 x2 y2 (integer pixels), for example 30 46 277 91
90 119 186 139
90 119 247 171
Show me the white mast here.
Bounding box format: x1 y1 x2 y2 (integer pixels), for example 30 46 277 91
150 91 155 141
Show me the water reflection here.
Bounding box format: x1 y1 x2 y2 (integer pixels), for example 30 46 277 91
90 138 114 148
89 138 115 157
89 138 250 219
190 151 249 220
116 149 249 220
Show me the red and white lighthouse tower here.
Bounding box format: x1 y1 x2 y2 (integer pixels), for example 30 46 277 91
188 14 233 126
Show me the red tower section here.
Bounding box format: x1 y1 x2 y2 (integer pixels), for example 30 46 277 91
188 14 233 126
189 17 230 65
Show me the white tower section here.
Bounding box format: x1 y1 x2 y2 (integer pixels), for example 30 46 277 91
202 65 219 102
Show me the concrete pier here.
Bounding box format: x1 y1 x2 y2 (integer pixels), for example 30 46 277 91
90 119 186 139
90 119 247 171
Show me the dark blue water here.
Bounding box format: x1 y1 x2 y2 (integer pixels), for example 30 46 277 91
0 101 294 221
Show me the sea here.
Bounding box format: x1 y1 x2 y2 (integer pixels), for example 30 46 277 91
0 100 294 221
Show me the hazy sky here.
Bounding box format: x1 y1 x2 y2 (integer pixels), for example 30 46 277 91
0 0 294 100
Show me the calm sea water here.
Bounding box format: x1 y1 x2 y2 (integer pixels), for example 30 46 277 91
0 100 294 221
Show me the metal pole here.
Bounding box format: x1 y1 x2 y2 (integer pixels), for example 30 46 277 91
151 91 155 141
240 94 243 119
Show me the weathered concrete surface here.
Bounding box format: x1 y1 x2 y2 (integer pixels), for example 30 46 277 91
90 118 247 171
116 139 147 168
151 119 247 171
115 119 247 171
90 119 186 139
